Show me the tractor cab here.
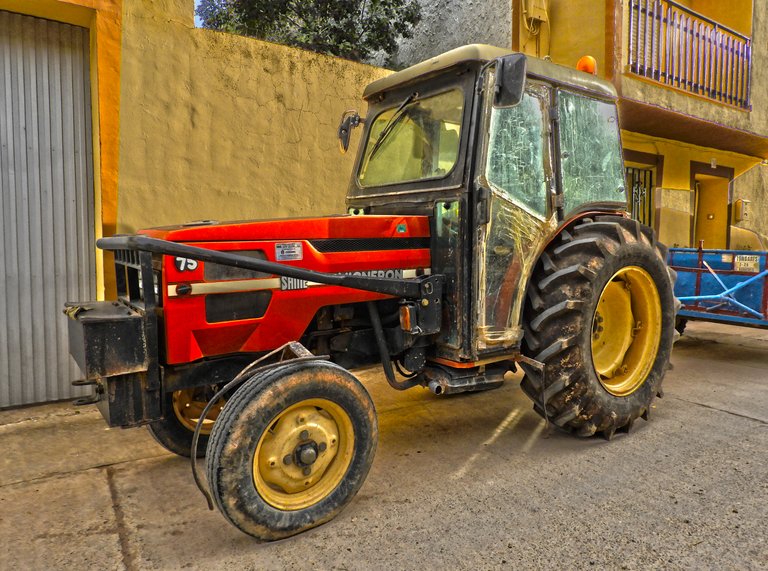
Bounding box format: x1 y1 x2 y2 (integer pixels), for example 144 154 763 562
343 45 628 362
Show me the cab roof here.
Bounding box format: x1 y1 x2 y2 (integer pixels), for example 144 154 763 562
363 44 617 100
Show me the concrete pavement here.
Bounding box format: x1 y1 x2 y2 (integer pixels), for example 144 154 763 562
0 321 766 570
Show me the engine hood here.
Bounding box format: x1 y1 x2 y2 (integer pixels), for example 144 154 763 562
139 214 430 243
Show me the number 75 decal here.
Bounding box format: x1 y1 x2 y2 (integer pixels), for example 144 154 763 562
175 257 199 272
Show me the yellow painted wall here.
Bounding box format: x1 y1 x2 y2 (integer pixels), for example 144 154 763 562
0 0 122 297
516 0 551 60
622 131 759 189
547 0 607 78
622 130 768 246
116 0 390 233
683 0 753 36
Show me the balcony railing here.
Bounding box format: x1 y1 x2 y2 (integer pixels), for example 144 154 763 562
627 0 752 109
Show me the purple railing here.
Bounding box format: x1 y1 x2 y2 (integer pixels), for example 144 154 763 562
627 0 752 109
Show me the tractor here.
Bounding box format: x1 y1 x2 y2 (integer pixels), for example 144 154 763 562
66 45 677 540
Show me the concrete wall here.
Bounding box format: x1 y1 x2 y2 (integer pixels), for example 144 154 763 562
732 164 768 242
117 0 390 233
387 0 513 68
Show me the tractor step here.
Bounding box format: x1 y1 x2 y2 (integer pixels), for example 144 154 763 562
421 363 510 396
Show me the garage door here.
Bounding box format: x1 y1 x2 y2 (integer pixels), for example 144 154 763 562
0 11 95 407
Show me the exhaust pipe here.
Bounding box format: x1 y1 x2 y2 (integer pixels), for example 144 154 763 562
427 378 446 395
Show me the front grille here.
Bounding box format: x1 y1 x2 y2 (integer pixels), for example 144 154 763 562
114 249 141 266
309 237 430 253
114 250 162 309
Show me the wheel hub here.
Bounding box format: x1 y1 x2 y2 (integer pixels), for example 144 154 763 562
591 266 662 397
256 402 346 500
171 388 224 435
297 442 319 466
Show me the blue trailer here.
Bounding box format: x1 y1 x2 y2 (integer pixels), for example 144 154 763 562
667 247 768 329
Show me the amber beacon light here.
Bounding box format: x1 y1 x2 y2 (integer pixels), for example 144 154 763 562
576 55 598 75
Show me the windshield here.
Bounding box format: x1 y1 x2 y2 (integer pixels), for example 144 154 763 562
358 89 464 187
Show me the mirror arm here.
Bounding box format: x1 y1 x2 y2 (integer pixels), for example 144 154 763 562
337 110 366 154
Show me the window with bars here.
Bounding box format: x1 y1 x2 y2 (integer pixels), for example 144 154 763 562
625 167 654 227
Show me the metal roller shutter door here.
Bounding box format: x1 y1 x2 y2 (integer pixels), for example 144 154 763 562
0 10 95 407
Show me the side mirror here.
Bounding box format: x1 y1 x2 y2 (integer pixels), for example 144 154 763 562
493 54 527 108
337 110 365 154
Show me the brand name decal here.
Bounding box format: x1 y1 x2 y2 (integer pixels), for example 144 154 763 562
337 269 404 279
279 269 405 291
280 277 308 291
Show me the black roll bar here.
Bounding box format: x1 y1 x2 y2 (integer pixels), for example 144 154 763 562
98 235 441 300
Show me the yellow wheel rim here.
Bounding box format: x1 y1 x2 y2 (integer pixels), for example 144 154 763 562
171 388 224 435
591 266 662 397
253 399 355 511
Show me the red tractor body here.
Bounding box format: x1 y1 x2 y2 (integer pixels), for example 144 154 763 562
144 215 430 363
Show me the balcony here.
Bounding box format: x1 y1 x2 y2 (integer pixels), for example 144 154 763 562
627 0 752 110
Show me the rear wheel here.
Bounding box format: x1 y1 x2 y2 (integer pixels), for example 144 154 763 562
206 361 377 540
147 387 225 457
520 216 676 439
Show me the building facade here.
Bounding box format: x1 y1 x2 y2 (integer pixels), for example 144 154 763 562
398 0 768 249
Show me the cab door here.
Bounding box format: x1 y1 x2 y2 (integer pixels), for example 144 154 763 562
473 82 558 355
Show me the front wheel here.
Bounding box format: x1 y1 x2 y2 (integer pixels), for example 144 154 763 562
520 216 676 439
206 361 377 540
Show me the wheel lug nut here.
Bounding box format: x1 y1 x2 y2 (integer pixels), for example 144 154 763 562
303 467 311 476
299 430 309 440
283 455 292 465
269 458 277 467
318 442 327 452
297 416 305 424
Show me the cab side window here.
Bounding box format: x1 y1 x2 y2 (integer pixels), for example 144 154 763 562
485 90 549 218
557 90 625 215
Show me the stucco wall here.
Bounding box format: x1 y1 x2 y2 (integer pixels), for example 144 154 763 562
623 131 767 246
387 0 513 68
117 0 390 233
548 0 606 77
732 163 768 240
622 131 760 190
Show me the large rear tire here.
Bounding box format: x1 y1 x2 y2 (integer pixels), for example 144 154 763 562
206 361 377 540
520 216 676 439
